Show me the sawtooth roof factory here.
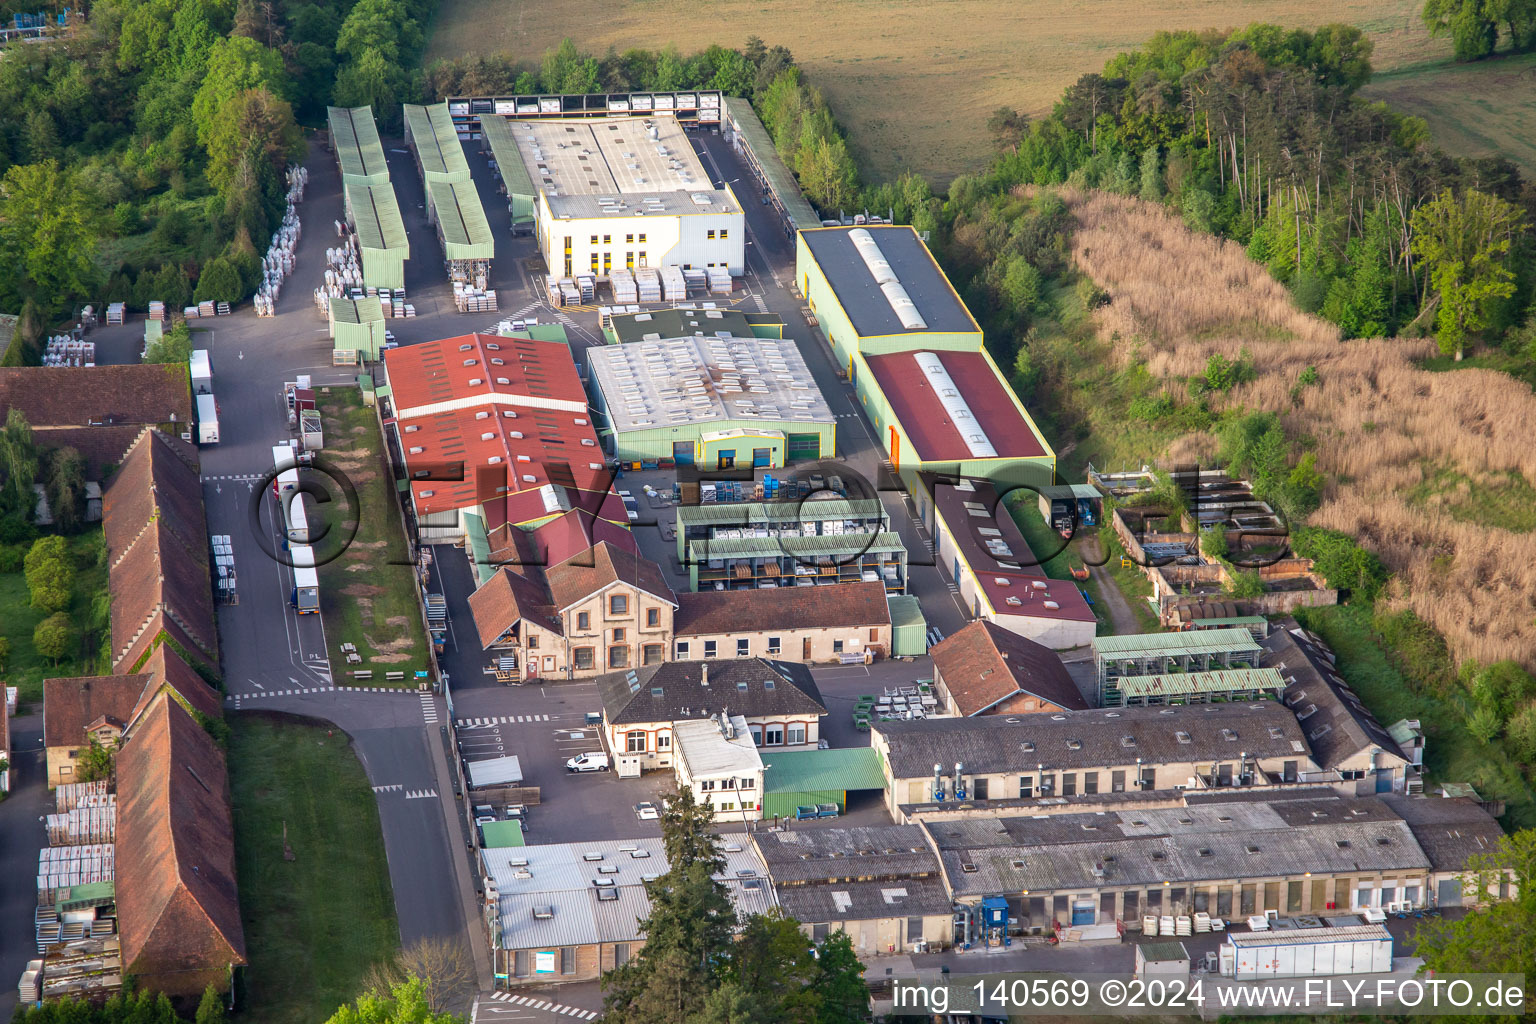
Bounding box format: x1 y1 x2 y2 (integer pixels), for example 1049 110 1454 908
587 330 834 468
505 115 744 281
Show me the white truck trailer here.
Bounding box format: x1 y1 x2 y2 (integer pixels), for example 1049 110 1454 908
195 393 219 444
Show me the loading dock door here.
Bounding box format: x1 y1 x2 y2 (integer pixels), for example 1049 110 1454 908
753 447 772 467
673 441 694 466
787 433 821 461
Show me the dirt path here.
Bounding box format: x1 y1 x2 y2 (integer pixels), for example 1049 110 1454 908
1088 566 1141 635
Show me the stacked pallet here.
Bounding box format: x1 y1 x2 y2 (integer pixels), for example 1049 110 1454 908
610 269 637 304
662 266 687 302
36 845 115 900
146 301 166 322
46 805 116 846
55 781 110 811
684 268 707 294
707 266 733 294
41 338 94 367
105 303 125 325
576 274 595 304
453 283 498 313
635 267 662 302
38 936 122 999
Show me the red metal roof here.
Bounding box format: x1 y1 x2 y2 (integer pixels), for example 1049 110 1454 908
863 349 1047 462
529 507 638 568
384 334 612 518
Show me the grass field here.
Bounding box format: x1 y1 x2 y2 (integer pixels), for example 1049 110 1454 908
1360 51 1536 176
231 714 400 1024
315 387 430 687
0 531 109 709
426 0 1444 183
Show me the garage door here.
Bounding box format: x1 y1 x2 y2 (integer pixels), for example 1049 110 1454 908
1437 878 1463 907
786 433 820 461
673 441 694 466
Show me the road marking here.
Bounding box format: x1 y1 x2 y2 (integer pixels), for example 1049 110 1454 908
404 788 438 799
455 715 550 726
419 691 440 724
372 784 403 793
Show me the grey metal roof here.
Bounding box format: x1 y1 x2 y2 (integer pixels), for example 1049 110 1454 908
876 702 1311 780
597 658 826 726
723 98 820 229
686 531 906 562
480 114 538 199
1264 625 1407 770
1226 925 1391 947
928 795 1432 897
754 825 938 884
799 226 979 338
1093 628 1261 661
775 877 954 924
1379 795 1505 872
677 498 886 530
466 754 523 788
609 307 766 345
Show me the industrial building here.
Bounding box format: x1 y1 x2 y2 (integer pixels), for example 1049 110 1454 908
404 102 493 286
503 115 744 280
673 580 892 663
327 106 390 186
1100 668 1289 708
380 333 617 540
1093 629 1263 692
928 620 1088 717
797 226 1054 489
342 183 409 291
328 295 387 362
478 112 538 234
918 475 1096 649
672 713 765 822
587 332 834 467
606 306 785 345
480 837 773 986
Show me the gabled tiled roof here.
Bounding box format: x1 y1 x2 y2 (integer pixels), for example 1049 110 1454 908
109 519 217 670
675 581 890 637
43 674 146 748
543 541 675 612
104 429 205 563
468 567 563 647
129 644 223 729
1264 623 1406 770
931 620 1087 716
0 365 191 430
597 658 825 725
116 694 245 991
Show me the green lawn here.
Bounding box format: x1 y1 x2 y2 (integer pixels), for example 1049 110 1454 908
1403 463 1536 533
314 386 430 687
0 530 110 710
1294 604 1536 832
230 714 400 1024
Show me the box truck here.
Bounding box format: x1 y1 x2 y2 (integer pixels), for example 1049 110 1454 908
195 393 219 444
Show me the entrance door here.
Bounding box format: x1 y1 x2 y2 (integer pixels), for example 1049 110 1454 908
802 637 811 659
525 658 538 680
717 450 736 470
888 426 900 470
1375 768 1393 793
1072 900 1095 926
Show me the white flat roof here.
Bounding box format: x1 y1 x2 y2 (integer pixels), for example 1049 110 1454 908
467 754 524 788
590 333 833 433
513 115 739 217
674 716 763 777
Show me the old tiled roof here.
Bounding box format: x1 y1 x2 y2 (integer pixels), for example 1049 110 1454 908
597 659 826 725
109 519 217 670
33 424 150 479
468 566 563 647
130 644 223 729
1264 623 1406 770
116 694 245 983
675 581 890 637
103 429 205 564
1381 795 1506 872
774 877 955 924
754 824 938 883
931 620 1087 716
43 674 146 747
876 702 1311 780
0 365 191 430
543 541 675 611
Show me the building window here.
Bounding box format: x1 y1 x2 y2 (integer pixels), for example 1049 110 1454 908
527 635 539 649
610 594 628 616
722 777 736 789
627 731 647 753
833 640 844 654
787 724 806 745
707 229 716 240
767 636 781 655
764 724 784 746
560 947 575 975
719 229 729 240
574 647 595 671
1062 773 1077 797
626 251 634 268
615 943 630 966
1111 770 1126 793
1083 772 1099 795
740 777 755 790
736 638 750 657
1019 776 1034 799
590 235 599 245
626 233 634 244
608 646 629 669
577 611 591 632
720 802 735 811
647 608 660 628
676 641 691 659
750 724 763 746
638 233 646 243
812 924 829 942
603 234 611 245
613 627 626 643
590 253 599 271
1038 774 1056 796
704 640 717 658
700 779 715 791
869 628 879 642
643 643 663 665
658 733 670 750
907 917 923 942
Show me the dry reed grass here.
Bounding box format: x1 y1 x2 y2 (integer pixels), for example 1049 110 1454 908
1063 189 1536 669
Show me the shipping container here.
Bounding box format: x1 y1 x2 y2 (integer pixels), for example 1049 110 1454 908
189 349 212 394
1220 925 1392 978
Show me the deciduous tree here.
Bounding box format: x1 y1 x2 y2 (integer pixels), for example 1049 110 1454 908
33 610 72 665
0 161 100 314
1411 188 1523 359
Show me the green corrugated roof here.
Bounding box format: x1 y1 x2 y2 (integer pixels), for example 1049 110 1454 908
886 594 925 629
480 113 537 200
428 180 494 261
688 531 906 561
328 106 390 185
345 182 409 254
723 98 821 228
1092 628 1259 659
330 296 384 325
53 881 115 910
1038 484 1103 500
1140 942 1189 962
763 747 885 793
405 102 470 182
1114 668 1285 699
480 819 525 848
678 499 885 530
464 511 494 587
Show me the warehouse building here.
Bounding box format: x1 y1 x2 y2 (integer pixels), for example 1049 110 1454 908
507 115 743 280
481 837 774 986
327 106 390 186
929 620 1087 718
753 824 952 954
380 333 618 540
342 183 409 291
920 475 1095 649
606 306 785 345
1094 629 1262 696
478 113 538 234
758 747 887 820
404 102 493 286
1101 668 1288 708
328 295 387 362
587 333 834 467
872 703 1318 820
796 226 1054 489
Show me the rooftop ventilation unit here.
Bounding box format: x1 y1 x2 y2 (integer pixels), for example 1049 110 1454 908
913 352 997 457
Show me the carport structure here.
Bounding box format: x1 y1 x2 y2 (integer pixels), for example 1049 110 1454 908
760 747 885 820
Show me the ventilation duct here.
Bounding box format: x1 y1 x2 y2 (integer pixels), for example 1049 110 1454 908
849 228 927 330
913 352 997 458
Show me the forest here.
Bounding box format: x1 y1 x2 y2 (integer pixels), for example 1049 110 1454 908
0 0 435 361
423 37 860 212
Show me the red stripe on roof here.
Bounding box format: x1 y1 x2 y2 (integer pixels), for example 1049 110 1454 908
864 349 1047 462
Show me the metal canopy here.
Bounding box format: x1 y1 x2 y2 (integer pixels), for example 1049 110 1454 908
344 182 409 255
328 106 390 186
405 102 471 182
428 180 494 261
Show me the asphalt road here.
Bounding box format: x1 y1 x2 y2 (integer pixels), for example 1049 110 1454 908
0 715 47 1019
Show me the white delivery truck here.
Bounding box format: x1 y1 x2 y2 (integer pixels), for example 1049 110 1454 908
189 349 212 394
195 393 219 444
291 549 320 615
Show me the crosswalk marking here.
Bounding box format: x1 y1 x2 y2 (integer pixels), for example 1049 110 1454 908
488 993 595 1018
419 692 440 724
455 714 550 726
202 473 264 482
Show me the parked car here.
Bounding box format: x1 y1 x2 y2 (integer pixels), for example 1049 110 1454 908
504 804 527 822
634 801 659 820
808 473 826 491
584 711 603 727
566 751 610 773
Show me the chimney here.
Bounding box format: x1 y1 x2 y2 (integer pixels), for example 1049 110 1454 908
700 664 708 687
